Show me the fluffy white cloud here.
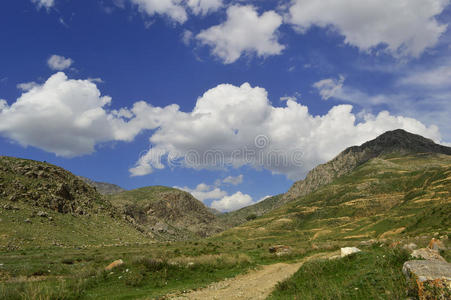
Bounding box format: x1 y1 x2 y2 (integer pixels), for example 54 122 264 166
211 191 254 212
196 5 285 63
187 0 222 16
0 73 443 179
288 0 450 57
130 0 188 23
47 55 74 71
31 0 54 9
0 73 115 157
222 174 243 185
130 82 441 180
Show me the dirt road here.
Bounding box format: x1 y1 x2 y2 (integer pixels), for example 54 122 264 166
167 252 333 300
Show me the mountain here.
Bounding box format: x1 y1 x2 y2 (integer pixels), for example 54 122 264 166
285 129 451 201
0 156 148 249
107 186 223 240
219 129 451 228
215 151 451 246
78 176 126 195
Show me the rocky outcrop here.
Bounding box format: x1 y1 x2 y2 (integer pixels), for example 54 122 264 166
285 129 451 200
0 156 113 216
403 260 451 299
109 186 223 240
340 247 361 258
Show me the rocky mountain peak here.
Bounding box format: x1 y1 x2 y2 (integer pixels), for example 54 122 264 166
285 129 451 200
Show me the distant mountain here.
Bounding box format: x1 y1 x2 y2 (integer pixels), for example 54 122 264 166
286 129 451 201
107 186 223 240
217 151 451 245
0 156 148 249
78 176 126 195
218 129 451 227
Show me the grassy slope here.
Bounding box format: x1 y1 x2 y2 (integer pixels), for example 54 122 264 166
0 156 149 249
215 153 451 247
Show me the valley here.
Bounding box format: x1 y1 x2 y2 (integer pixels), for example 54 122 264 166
0 130 450 299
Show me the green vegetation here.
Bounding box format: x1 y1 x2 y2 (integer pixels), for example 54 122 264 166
269 246 410 300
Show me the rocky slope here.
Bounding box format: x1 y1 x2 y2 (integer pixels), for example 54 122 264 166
285 129 451 201
78 176 126 195
107 186 223 240
0 156 148 249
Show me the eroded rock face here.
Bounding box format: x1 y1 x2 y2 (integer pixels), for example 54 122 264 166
403 260 451 299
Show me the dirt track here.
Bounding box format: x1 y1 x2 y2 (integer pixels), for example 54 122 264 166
167 252 333 300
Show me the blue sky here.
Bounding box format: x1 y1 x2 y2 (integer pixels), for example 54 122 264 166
1 0 450 211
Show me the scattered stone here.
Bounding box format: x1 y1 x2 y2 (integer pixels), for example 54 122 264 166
340 247 361 258
24 218 31 224
411 248 446 262
402 260 451 299
105 259 124 271
403 243 418 251
37 211 48 218
428 238 446 251
269 245 292 256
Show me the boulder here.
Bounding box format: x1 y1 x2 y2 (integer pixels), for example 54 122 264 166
411 248 446 262
105 259 124 271
269 245 292 256
428 238 446 251
37 211 48 218
340 247 361 258
402 260 451 299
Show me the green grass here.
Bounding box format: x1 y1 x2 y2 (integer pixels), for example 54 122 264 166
268 246 410 300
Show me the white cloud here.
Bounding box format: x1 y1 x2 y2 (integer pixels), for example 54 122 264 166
0 73 114 157
129 82 441 180
47 55 74 71
222 174 243 185
187 0 222 16
196 5 285 63
313 75 345 100
288 0 450 57
399 64 451 88
176 183 227 202
211 191 254 212
31 0 55 9
17 81 39 92
130 0 188 23
182 30 193 46
0 73 443 179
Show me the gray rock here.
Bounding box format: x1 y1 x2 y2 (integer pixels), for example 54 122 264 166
341 247 361 257
24 218 32 223
403 260 451 298
411 248 446 262
37 211 48 218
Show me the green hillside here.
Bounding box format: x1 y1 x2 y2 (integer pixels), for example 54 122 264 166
215 153 451 246
0 156 149 249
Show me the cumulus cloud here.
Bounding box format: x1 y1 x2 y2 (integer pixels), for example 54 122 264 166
130 0 188 23
313 75 345 100
399 64 451 88
47 55 74 71
0 73 443 180
31 0 55 9
288 0 450 57
187 0 222 16
211 191 253 212
196 5 285 63
0 73 115 157
222 174 243 185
